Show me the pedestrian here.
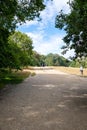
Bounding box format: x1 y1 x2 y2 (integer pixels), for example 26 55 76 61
80 66 83 75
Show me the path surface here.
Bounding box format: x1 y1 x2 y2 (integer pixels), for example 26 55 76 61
0 68 87 130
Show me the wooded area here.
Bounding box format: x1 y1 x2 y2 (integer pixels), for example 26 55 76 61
0 0 46 70
1 0 87 70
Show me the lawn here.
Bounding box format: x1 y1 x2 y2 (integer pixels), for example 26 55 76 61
0 70 35 89
1 66 87 90
54 66 87 77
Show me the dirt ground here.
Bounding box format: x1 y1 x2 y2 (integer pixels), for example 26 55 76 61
0 67 87 130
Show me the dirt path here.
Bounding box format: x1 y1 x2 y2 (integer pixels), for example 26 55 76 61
32 67 68 74
0 68 87 130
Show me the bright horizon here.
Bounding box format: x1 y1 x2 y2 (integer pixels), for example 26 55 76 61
17 0 75 59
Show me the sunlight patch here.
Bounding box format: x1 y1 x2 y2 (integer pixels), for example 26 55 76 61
44 84 56 88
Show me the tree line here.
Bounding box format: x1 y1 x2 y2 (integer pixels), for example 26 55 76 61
3 31 70 69
1 0 87 71
0 0 50 71
31 52 70 67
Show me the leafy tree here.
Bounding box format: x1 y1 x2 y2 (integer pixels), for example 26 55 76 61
45 53 54 66
55 0 87 58
70 57 87 68
30 51 46 66
70 60 80 68
45 53 70 66
0 0 51 68
7 31 33 70
9 31 33 55
0 0 46 32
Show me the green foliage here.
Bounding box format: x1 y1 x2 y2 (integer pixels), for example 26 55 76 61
55 0 87 58
0 70 31 89
45 53 70 66
28 52 70 67
70 57 87 68
7 31 33 69
0 31 33 70
0 0 51 69
30 51 46 66
0 0 46 32
70 60 80 67
45 53 54 66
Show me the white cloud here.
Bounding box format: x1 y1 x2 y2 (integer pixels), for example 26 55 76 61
37 0 70 31
20 20 38 27
18 0 74 58
26 31 45 44
25 0 72 57
26 31 75 58
19 0 70 29
52 0 70 13
63 49 75 59
26 32 64 55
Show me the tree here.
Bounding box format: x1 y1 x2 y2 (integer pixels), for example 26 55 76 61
55 0 87 58
45 53 54 66
0 0 46 32
7 31 33 70
0 0 51 68
45 53 70 66
30 51 46 66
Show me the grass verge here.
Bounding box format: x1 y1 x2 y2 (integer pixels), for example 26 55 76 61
54 66 87 77
0 70 33 90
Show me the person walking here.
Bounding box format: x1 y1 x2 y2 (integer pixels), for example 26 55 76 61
80 66 83 75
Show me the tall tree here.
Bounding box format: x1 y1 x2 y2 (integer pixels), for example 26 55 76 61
45 53 70 66
0 0 46 32
30 51 46 66
7 31 33 69
0 0 51 68
55 0 87 58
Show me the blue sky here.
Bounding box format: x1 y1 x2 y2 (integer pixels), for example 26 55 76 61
17 0 74 59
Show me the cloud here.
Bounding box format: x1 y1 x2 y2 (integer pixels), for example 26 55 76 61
26 31 75 58
63 49 75 59
25 0 72 57
26 32 64 55
18 0 69 30
20 20 38 27
19 0 70 29
18 0 74 59
52 0 70 13
37 0 70 31
26 31 45 44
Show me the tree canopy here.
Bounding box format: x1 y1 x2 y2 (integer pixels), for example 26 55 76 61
0 0 46 32
45 53 70 66
0 0 51 69
4 31 33 70
55 0 87 58
0 0 47 47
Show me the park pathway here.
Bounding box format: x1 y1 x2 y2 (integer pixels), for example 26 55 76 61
0 68 87 130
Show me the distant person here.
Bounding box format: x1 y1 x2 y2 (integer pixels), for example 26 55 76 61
80 66 83 75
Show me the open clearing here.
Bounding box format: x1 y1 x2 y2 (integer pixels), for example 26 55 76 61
0 67 87 130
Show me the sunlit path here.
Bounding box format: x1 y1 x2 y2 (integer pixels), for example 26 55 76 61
0 70 87 130
31 67 68 75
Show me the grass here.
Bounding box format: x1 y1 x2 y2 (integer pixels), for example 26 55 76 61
0 70 33 89
54 66 87 77
1 66 87 90
24 66 87 77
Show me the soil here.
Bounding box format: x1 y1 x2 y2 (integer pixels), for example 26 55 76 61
0 67 87 130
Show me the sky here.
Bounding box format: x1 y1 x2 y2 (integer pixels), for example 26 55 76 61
17 0 75 59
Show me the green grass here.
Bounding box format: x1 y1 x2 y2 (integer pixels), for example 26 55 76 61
0 70 32 89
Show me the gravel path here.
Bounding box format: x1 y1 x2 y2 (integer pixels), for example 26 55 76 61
0 68 87 130
33 68 67 74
